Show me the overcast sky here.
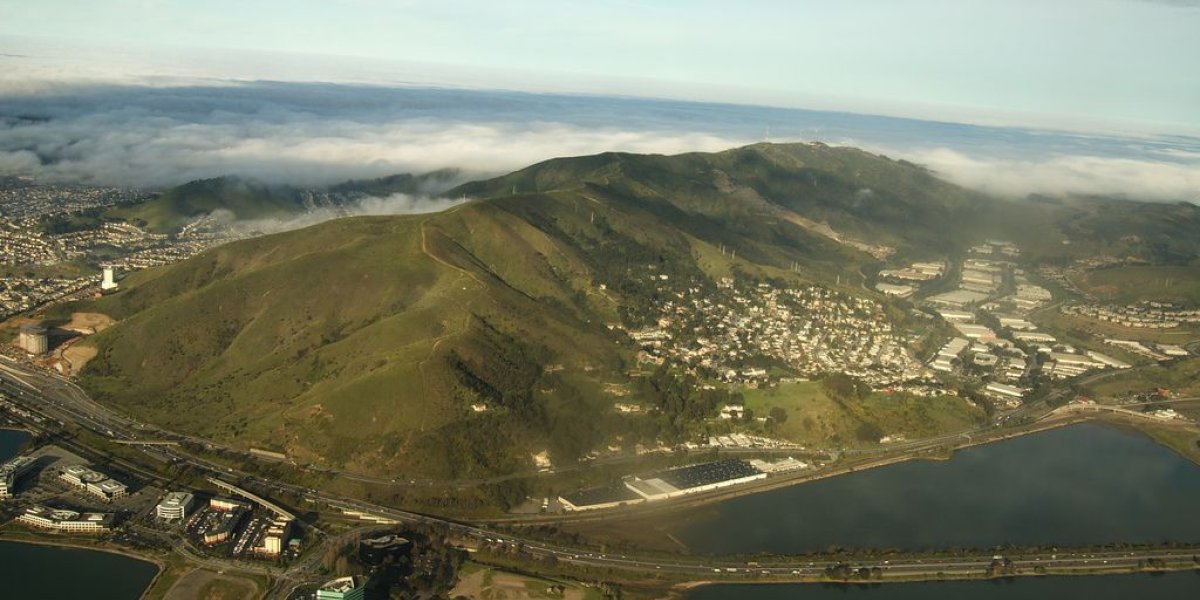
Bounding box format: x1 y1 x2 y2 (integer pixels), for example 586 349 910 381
2 0 1199 133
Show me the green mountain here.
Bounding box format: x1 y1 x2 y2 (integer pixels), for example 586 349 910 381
72 143 1200 480
106 169 464 233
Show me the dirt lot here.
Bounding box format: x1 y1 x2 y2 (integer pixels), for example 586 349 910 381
60 341 98 374
451 564 594 600
164 568 261 600
60 312 115 334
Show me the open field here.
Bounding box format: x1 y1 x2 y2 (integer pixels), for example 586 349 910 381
1034 307 1197 346
451 562 604 600
1134 422 1200 465
741 381 983 447
163 568 262 600
1085 357 1200 398
1074 264 1200 306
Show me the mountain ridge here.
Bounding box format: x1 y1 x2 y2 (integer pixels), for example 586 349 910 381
66 142 1200 481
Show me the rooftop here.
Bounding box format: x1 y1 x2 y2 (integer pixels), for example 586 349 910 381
319 576 359 592
650 459 762 491
561 484 642 508
158 491 194 508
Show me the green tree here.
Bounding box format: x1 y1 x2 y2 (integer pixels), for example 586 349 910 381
768 406 788 424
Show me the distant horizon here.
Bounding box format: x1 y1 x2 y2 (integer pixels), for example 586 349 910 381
2 67 1198 202
2 0 1198 133
2 35 1197 140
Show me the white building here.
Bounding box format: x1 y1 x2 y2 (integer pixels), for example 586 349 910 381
256 519 292 556
156 491 195 520
1013 331 1057 344
1085 351 1131 369
60 464 127 501
101 266 119 291
18 505 112 533
985 382 1027 399
875 282 914 298
954 323 997 340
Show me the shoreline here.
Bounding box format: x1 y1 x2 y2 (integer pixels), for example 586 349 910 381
669 565 1200 597
495 414 1094 525
493 411 1199 526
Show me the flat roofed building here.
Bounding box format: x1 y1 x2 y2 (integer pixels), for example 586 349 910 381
926 289 990 308
89 479 128 500
59 464 91 486
939 337 970 356
874 282 914 298
937 309 975 323
1086 351 1131 369
559 484 644 512
317 576 365 600
1048 352 1099 367
16 324 48 355
257 519 292 556
59 464 127 500
953 323 996 340
156 491 195 520
625 459 766 501
0 455 37 498
1013 331 1057 344
986 382 1027 399
202 506 247 546
210 497 251 512
17 504 112 533
998 316 1037 331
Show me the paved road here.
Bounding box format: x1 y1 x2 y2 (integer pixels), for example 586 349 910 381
4 360 1200 599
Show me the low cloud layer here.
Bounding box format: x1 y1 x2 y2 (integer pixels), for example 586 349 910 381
214 193 468 236
1 78 1197 203
902 147 1200 203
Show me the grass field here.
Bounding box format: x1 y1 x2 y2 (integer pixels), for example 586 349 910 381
1137 423 1200 465
1085 357 1200 399
1030 310 1178 359
1075 264 1200 306
741 380 983 447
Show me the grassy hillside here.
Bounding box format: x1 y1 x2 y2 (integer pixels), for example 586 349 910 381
105 177 310 232
1076 264 1200 305
72 142 1200 480
451 143 991 257
81 206 632 478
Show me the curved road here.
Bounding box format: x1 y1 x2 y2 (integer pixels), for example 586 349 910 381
3 360 1200 599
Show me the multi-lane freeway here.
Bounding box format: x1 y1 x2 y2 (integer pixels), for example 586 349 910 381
2 358 1199 599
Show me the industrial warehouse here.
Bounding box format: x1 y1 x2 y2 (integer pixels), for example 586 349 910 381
624 459 767 501
560 459 768 511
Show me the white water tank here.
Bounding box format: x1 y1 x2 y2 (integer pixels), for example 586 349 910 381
101 266 118 291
